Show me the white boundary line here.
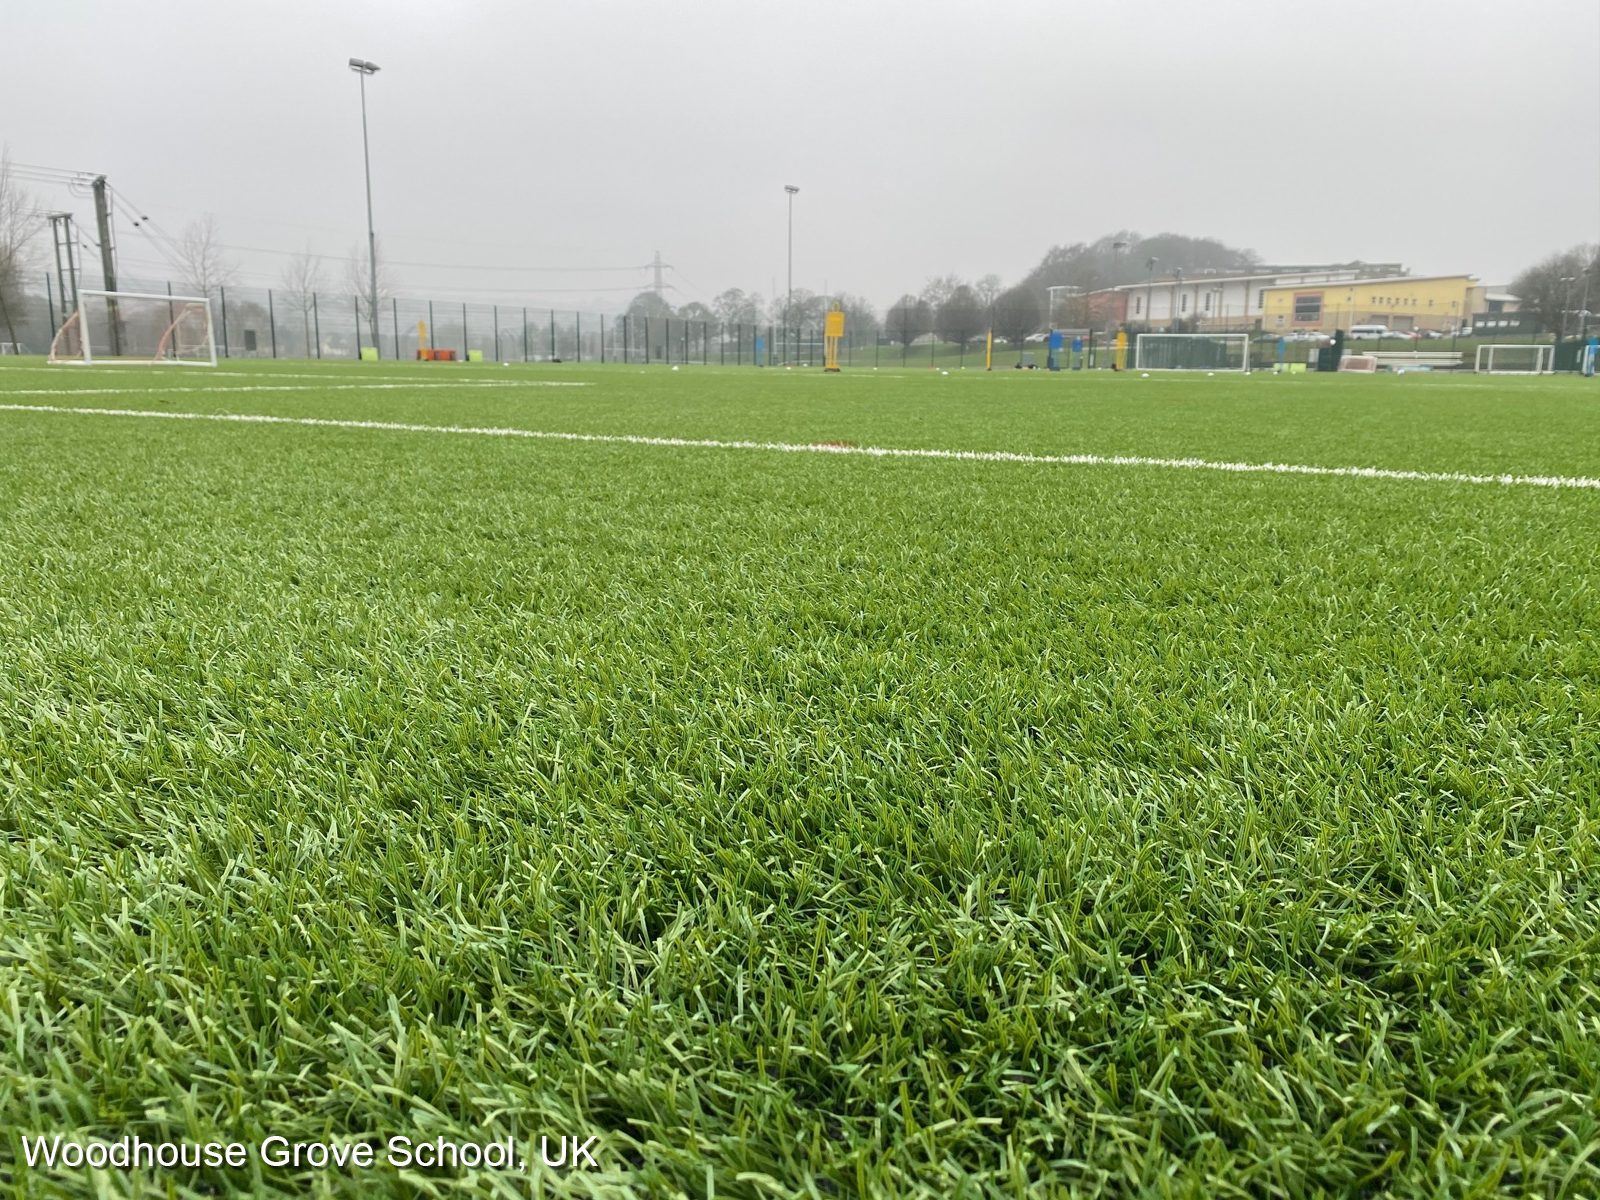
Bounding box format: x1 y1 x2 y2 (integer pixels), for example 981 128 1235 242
0 381 587 397
2 403 1597 491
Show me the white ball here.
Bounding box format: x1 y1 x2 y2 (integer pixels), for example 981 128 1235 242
1396 368 1407 376
1207 371 1215 377
1140 372 1150 378
502 362 509 367
941 370 949 375
671 365 679 371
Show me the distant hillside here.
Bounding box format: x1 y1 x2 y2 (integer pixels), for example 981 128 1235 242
1019 232 1261 294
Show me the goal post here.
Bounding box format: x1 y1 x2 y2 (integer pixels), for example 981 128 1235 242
1134 333 1250 372
48 289 217 366
1473 344 1553 375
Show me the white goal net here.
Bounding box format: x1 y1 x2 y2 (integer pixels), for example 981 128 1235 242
1473 344 1552 375
49 290 217 366
1135 333 1250 372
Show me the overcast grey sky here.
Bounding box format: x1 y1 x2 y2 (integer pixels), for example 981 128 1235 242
4 0 1597 311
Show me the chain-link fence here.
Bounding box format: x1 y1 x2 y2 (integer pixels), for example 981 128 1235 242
3 275 863 366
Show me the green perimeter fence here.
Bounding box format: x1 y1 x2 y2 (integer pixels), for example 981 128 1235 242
1 276 1592 371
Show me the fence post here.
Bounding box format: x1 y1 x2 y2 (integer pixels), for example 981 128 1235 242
219 287 230 358
428 301 434 356
600 314 606 364
523 307 529 362
493 304 500 362
575 312 581 364
549 310 555 360
45 273 56 334
645 318 651 363
267 289 277 358
624 315 630 363
392 298 400 360
313 293 321 359
353 295 361 358
462 302 468 357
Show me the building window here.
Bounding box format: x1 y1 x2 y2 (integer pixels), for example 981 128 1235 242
1293 293 1322 324
1181 294 1189 313
1204 292 1212 312
1134 296 1142 315
1256 289 1265 309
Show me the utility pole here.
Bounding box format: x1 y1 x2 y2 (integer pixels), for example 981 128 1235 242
784 185 799 332
91 176 121 355
48 213 81 333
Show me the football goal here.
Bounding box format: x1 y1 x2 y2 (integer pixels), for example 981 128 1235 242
1473 344 1552 375
1135 333 1249 372
48 290 216 366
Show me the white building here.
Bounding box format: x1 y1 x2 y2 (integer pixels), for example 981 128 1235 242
1090 264 1406 331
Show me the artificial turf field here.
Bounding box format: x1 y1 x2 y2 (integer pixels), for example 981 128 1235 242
0 359 1596 1198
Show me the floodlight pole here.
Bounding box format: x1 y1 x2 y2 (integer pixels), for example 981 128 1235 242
1145 257 1157 330
1559 275 1576 340
350 58 381 357
784 185 799 340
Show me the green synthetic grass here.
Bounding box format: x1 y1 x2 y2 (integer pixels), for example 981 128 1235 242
0 361 1597 1198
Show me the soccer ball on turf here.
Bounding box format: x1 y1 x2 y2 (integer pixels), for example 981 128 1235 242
1140 372 1150 378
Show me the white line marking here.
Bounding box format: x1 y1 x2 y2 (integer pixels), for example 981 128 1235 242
0 381 587 397
2 403 1596 491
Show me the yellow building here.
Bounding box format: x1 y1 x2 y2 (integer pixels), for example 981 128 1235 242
1260 274 1480 334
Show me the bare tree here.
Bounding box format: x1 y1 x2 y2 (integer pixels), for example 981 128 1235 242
834 292 878 338
935 285 986 355
974 273 1003 313
278 245 325 355
884 293 932 348
993 284 1042 362
0 149 40 350
175 215 237 297
919 274 963 309
343 238 397 332
712 287 765 327
1509 244 1598 339
279 245 325 312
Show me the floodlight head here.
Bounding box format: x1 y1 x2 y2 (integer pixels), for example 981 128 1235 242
784 184 799 194
348 58 380 74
